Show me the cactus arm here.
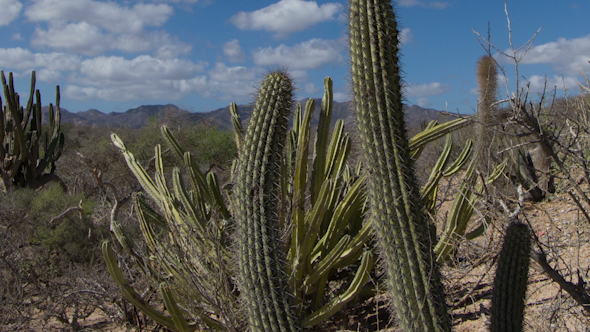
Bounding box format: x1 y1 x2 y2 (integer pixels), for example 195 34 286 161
348 0 451 331
409 117 471 156
111 133 161 202
160 283 192 332
290 99 315 302
410 120 437 160
102 242 186 331
442 139 473 176
302 251 374 327
230 102 243 152
310 77 334 203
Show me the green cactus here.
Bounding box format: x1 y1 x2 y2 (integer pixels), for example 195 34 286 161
0 71 64 191
234 69 300 332
491 221 531 332
109 132 239 330
348 0 451 331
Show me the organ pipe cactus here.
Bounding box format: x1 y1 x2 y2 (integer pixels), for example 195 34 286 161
0 71 64 191
348 0 452 330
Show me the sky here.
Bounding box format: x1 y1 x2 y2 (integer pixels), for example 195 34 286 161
1 0 589 115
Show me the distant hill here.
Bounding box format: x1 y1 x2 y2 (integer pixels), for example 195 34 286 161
42 101 453 131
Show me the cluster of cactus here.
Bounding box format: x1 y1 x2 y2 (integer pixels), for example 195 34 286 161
0 71 64 191
103 1 538 330
105 73 380 330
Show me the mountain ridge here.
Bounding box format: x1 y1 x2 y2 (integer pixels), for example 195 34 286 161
42 100 454 131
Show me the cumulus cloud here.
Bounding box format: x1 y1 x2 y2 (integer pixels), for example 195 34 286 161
405 82 451 97
398 0 449 9
25 0 185 56
0 0 22 26
230 0 342 38
501 35 590 76
0 48 81 73
25 0 172 33
73 55 206 85
253 38 344 70
64 55 208 101
206 63 259 99
223 40 246 63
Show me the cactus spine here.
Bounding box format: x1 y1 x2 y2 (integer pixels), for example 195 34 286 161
348 0 451 331
491 221 531 332
234 70 300 332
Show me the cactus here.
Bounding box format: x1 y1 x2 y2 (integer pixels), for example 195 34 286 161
0 71 64 191
234 69 300 332
348 0 451 331
491 221 531 332
475 55 499 175
109 132 239 330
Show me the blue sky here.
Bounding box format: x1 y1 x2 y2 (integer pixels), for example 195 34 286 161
1 0 589 114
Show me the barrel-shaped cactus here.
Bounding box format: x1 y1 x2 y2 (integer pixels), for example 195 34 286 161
348 0 451 331
491 221 531 332
234 70 300 332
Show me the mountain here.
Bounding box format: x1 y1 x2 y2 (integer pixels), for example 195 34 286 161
41 101 453 131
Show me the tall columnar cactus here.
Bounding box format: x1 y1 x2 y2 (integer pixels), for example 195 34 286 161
0 71 64 191
491 221 531 332
234 70 300 332
348 1 451 331
476 55 499 175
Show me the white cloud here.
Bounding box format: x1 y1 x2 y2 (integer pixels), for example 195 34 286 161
31 23 112 55
223 39 246 63
0 0 22 26
253 38 344 70
11 33 23 41
153 0 200 3
0 48 81 73
333 91 350 103
206 62 259 99
304 82 319 94
526 75 580 93
230 0 342 38
400 27 412 44
502 35 590 76
63 55 208 100
73 55 206 85
25 0 172 33
416 97 431 107
25 0 183 56
405 82 451 97
398 0 449 9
